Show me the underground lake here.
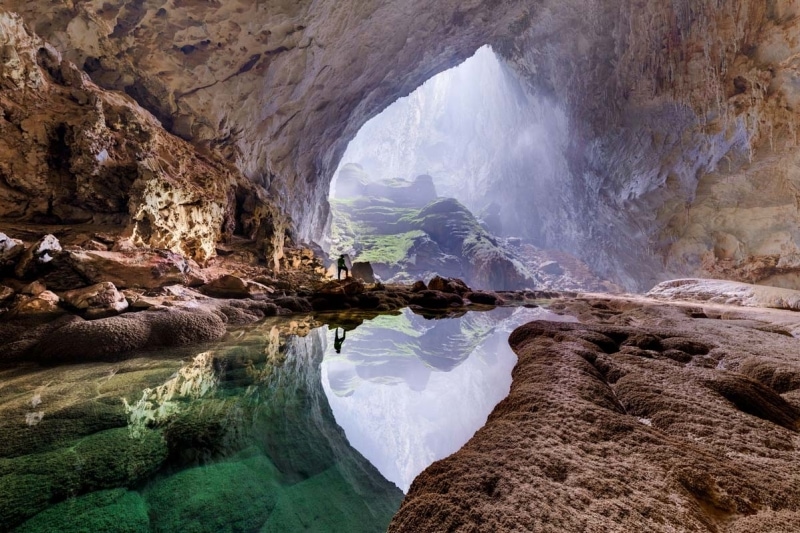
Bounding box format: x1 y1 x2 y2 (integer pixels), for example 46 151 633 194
0 305 573 532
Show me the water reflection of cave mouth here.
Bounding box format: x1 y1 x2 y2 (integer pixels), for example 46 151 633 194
320 306 578 492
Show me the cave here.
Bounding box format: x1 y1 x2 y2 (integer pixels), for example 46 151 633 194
326 46 590 291
1 1 800 532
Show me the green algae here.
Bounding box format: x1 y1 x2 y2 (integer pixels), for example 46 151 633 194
0 428 167 528
15 489 149 533
261 466 400 533
144 453 282 533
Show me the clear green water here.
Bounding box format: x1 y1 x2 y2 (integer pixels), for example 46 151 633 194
0 306 571 532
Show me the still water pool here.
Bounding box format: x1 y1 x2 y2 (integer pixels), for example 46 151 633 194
0 306 572 532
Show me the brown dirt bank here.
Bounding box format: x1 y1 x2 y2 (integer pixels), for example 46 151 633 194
389 295 800 532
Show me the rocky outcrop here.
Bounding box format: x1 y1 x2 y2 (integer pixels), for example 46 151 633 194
201 274 273 299
390 297 800 531
648 278 800 311
350 262 375 283
62 281 128 318
0 12 245 263
330 179 536 290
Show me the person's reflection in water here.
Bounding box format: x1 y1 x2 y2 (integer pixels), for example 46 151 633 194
334 328 346 353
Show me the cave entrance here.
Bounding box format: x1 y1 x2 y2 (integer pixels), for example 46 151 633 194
325 46 608 292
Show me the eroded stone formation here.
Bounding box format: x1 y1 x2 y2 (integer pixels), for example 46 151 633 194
390 297 800 532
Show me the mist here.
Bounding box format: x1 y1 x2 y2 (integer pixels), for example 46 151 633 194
330 45 570 242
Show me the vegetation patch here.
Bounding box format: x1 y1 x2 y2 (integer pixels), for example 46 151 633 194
15 489 150 533
356 231 427 266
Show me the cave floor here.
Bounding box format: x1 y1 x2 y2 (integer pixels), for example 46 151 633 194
391 293 800 532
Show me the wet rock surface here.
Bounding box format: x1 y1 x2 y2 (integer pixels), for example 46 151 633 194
390 295 800 532
0 224 524 363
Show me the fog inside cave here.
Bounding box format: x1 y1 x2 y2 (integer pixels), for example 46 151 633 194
330 45 569 240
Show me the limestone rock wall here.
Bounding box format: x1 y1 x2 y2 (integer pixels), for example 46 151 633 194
503 0 800 289
1 0 528 244
0 11 237 262
3 1 800 289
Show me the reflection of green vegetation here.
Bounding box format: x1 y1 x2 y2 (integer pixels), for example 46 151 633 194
357 231 426 266
261 466 399 533
0 428 167 527
145 452 282 533
365 313 423 338
15 489 149 533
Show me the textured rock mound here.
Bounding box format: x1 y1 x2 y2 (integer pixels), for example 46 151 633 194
32 309 227 362
390 298 800 532
648 278 800 310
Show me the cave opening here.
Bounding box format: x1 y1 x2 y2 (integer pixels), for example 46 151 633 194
324 46 616 292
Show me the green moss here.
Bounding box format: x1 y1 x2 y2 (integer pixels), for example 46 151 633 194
0 428 167 528
15 489 149 533
356 231 426 266
144 453 283 533
260 466 400 533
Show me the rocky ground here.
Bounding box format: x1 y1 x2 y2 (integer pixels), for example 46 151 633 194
329 165 537 290
389 292 800 532
4 219 800 532
0 225 546 365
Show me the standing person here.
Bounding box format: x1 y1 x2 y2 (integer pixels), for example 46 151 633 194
337 254 349 280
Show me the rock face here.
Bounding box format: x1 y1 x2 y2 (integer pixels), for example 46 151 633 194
648 278 800 311
390 297 800 532
0 12 262 264
329 176 535 290
2 2 800 290
350 262 375 284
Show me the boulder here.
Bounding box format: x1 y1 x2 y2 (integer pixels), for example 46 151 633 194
0 285 15 304
62 282 129 318
351 262 376 283
427 276 470 295
274 296 313 313
318 279 366 297
411 280 427 292
21 281 47 296
465 291 503 306
410 290 464 309
14 234 61 278
540 261 565 276
10 290 62 317
201 275 273 299
0 233 24 266
67 250 192 289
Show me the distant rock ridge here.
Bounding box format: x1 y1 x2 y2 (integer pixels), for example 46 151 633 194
330 173 535 291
